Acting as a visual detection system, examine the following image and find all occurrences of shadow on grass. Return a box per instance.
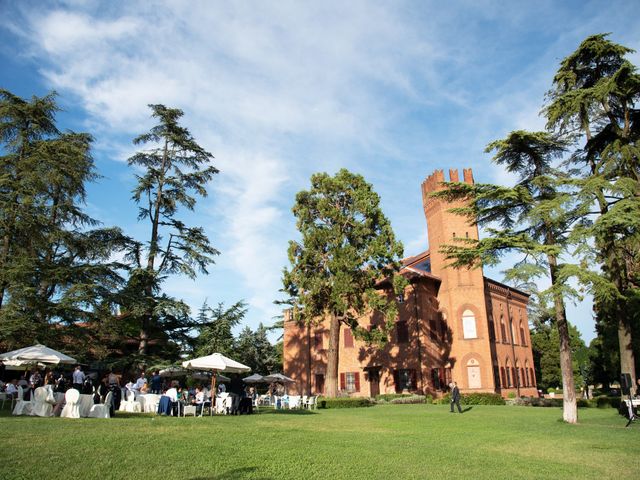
[462,406,473,413]
[256,408,317,415]
[190,466,272,480]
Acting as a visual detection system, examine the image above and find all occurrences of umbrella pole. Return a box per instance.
[211,371,217,411]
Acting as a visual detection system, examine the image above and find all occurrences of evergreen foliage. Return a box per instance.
[544,33,640,385]
[0,90,128,351]
[283,169,405,397]
[124,104,219,360]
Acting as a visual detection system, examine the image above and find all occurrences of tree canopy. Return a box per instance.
[283,169,405,396]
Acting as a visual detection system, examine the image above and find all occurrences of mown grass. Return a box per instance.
[1,404,638,479]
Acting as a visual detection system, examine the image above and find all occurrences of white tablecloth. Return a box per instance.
[138,394,161,413]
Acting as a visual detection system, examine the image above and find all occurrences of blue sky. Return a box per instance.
[1,0,639,344]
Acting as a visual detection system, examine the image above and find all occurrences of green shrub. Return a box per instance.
[389,395,426,405]
[595,395,620,409]
[317,397,375,409]
[462,393,506,405]
[527,397,563,407]
[375,393,411,402]
[507,392,517,399]
[425,394,434,404]
[439,392,505,405]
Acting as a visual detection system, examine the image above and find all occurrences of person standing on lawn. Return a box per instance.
[450,381,462,413]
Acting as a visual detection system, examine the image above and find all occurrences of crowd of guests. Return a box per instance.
[1,366,264,416]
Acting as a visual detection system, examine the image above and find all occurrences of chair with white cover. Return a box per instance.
[88,391,112,418]
[124,390,141,413]
[304,395,318,410]
[215,393,229,415]
[30,387,53,417]
[12,386,32,416]
[60,389,81,419]
[288,395,301,409]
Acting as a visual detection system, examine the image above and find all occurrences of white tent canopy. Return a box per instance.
[264,373,295,383]
[182,353,251,373]
[0,344,76,365]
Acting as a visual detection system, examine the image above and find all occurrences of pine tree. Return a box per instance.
[545,34,640,388]
[0,90,127,351]
[126,104,219,357]
[283,169,405,397]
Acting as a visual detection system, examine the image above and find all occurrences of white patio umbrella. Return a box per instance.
[0,344,76,365]
[242,373,266,384]
[182,353,250,396]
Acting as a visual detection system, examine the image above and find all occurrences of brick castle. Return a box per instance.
[283,168,537,398]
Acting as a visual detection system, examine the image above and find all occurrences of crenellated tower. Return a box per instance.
[421,168,495,392]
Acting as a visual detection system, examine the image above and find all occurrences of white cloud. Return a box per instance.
[3,0,639,341]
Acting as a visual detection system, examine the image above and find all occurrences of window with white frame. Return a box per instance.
[462,309,477,339]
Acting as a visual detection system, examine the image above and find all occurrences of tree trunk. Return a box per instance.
[139,139,169,356]
[325,313,341,397]
[549,253,578,424]
[618,319,636,396]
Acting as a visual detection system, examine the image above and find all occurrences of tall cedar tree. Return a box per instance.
[283,169,405,397]
[0,90,126,351]
[192,301,246,358]
[545,34,640,388]
[432,131,582,423]
[126,105,219,357]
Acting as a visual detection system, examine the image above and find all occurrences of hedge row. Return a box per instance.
[389,395,426,405]
[510,395,621,408]
[439,392,506,405]
[317,397,376,409]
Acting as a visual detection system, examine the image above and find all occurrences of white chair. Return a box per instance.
[88,391,112,418]
[215,393,229,414]
[304,395,318,410]
[288,395,301,409]
[12,386,32,416]
[140,393,161,413]
[61,389,81,419]
[30,387,53,417]
[124,390,141,413]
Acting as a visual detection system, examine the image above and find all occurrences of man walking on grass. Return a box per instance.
[450,381,462,413]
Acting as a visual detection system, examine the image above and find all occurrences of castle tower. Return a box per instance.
[421,169,495,392]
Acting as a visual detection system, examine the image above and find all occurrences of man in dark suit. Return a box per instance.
[450,381,462,413]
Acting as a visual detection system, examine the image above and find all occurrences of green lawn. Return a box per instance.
[1,404,638,479]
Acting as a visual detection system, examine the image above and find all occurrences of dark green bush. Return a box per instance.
[317,397,375,409]
[440,392,505,405]
[596,395,621,409]
[463,393,505,405]
[527,397,563,407]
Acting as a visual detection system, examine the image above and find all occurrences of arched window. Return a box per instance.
[462,310,477,339]
[466,358,481,389]
[500,316,507,343]
[505,359,512,387]
[519,321,527,346]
